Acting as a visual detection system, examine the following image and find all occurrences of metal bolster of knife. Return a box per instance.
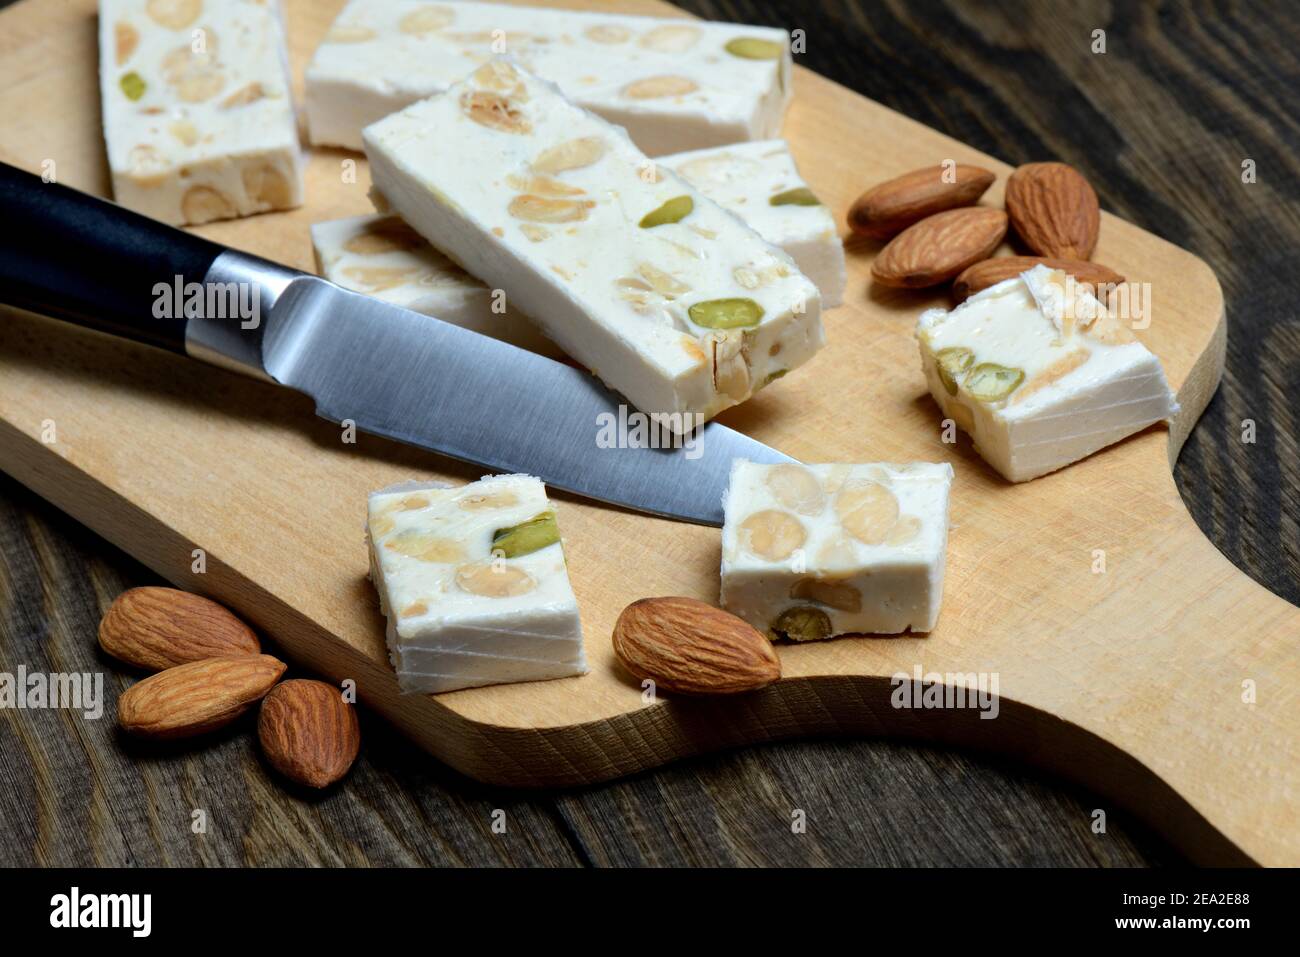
[184,250,302,382]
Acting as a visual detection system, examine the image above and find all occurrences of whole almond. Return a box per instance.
[1005,162,1100,259]
[872,207,1008,288]
[848,164,995,239]
[953,256,1125,302]
[612,597,781,695]
[258,679,361,789]
[99,586,260,672]
[118,654,286,739]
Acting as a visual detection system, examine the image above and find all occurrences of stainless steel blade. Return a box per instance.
[260,276,793,525]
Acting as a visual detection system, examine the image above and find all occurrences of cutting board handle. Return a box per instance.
[0,161,223,352]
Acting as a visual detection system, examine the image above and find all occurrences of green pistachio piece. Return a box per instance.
[639,195,693,228]
[688,297,765,329]
[769,187,821,207]
[491,510,560,559]
[935,346,975,396]
[726,37,785,60]
[120,71,146,101]
[965,362,1025,402]
[770,606,832,642]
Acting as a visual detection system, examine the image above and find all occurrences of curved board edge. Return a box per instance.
[392,674,1258,866]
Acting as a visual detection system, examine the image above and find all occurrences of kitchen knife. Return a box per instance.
[0,162,792,525]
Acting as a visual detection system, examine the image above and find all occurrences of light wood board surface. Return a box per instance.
[0,0,1295,866]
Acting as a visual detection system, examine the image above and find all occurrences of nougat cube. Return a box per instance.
[721,461,954,640]
[917,264,1179,482]
[367,475,586,694]
[99,0,304,225]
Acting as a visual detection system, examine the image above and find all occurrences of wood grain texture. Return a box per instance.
[690,0,1300,611]
[0,0,1294,868]
[0,473,1166,866]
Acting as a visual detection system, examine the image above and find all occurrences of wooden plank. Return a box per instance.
[1,467,1170,865]
[0,0,1295,866]
[0,476,588,866]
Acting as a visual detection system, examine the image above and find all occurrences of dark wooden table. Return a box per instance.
[2,0,1296,867]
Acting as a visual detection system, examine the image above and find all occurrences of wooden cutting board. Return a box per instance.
[1,0,1295,866]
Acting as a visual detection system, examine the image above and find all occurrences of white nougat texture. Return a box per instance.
[305,0,792,155]
[363,61,823,431]
[721,461,954,639]
[367,475,586,694]
[310,215,567,358]
[659,141,845,307]
[98,0,303,225]
[917,265,1179,482]
[311,141,844,348]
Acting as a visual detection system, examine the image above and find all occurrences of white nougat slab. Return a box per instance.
[305,0,792,155]
[363,61,823,431]
[98,0,303,225]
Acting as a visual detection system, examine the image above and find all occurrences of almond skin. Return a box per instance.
[99,586,260,672]
[258,680,361,789]
[872,207,1008,288]
[848,164,995,239]
[118,654,286,739]
[1005,162,1100,259]
[612,597,781,695]
[953,256,1125,302]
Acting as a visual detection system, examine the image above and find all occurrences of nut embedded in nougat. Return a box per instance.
[915,264,1178,482]
[366,475,586,694]
[362,61,823,433]
[99,0,303,225]
[722,461,954,639]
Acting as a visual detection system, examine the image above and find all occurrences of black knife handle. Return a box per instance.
[0,160,226,352]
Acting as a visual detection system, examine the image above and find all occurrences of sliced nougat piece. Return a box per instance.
[917,264,1179,482]
[99,0,304,225]
[363,61,823,433]
[306,0,791,154]
[661,141,845,307]
[721,461,954,639]
[366,475,586,694]
[313,141,841,347]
